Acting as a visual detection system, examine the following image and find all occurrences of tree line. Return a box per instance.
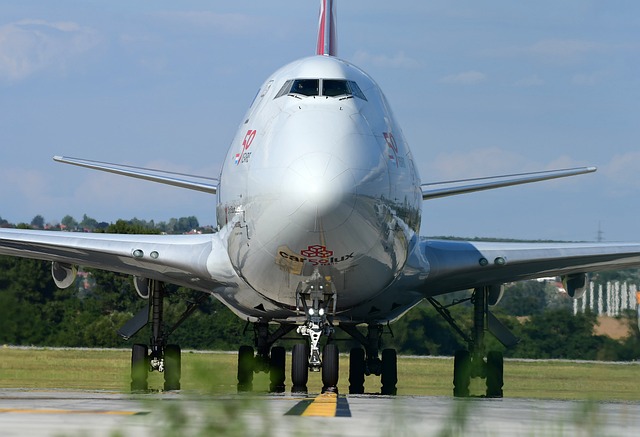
[0,217,638,360]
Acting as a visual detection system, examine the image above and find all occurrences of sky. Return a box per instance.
[1,1,639,241]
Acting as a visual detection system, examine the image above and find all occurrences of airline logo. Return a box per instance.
[277,244,354,267]
[234,129,257,165]
[301,245,333,258]
[384,132,405,168]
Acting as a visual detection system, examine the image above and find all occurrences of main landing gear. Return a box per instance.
[119,279,207,392]
[341,324,398,395]
[428,286,518,398]
[236,322,296,393]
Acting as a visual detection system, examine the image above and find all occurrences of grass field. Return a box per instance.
[1,347,639,401]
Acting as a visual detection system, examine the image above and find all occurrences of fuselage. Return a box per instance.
[216,55,422,320]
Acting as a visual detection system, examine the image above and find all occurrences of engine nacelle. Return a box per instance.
[51,262,77,289]
[487,284,505,306]
[562,273,588,299]
[134,276,150,299]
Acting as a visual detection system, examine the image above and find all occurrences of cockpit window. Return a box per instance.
[291,79,319,96]
[275,78,367,100]
[275,80,294,99]
[347,80,367,101]
[323,79,350,97]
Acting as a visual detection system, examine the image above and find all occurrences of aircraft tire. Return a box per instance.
[131,343,149,392]
[322,343,339,391]
[164,344,181,391]
[269,346,286,393]
[349,347,365,394]
[381,348,397,395]
[237,345,254,392]
[486,350,504,398]
[291,343,309,392]
[453,350,471,397]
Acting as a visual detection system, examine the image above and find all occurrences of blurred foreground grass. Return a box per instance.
[1,347,639,400]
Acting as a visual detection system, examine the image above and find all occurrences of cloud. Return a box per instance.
[439,70,486,85]
[353,50,422,69]
[0,19,100,82]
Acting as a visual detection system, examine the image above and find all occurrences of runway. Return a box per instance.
[1,389,640,436]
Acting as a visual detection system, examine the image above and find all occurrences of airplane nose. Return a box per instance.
[279,152,357,232]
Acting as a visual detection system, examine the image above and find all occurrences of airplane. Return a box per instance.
[2,0,640,397]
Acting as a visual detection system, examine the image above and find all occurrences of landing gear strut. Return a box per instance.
[123,280,208,392]
[290,270,338,393]
[128,280,182,391]
[429,286,515,398]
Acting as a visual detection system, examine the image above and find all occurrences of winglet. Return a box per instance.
[316,0,337,56]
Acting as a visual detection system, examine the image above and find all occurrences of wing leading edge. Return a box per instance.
[417,238,640,295]
[421,167,596,200]
[0,228,235,292]
[53,156,218,195]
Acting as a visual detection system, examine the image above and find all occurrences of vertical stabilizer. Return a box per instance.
[316,0,337,56]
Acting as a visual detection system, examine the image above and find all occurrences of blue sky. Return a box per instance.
[1,1,639,241]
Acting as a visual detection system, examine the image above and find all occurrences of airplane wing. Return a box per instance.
[53,156,218,194]
[420,238,640,294]
[421,167,596,200]
[0,228,235,292]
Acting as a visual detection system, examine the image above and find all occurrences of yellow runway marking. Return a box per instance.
[301,392,337,417]
[0,408,147,416]
[285,392,351,417]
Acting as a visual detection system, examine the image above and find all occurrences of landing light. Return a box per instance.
[309,308,315,316]
[319,308,325,316]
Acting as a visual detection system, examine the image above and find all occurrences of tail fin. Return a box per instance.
[316,0,337,56]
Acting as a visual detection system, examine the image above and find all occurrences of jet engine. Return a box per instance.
[487,284,505,306]
[562,273,588,299]
[134,276,150,299]
[51,262,77,289]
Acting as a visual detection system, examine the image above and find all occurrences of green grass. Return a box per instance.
[1,347,639,401]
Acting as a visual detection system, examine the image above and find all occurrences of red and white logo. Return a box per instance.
[234,129,256,165]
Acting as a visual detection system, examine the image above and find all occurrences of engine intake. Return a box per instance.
[51,262,77,289]
[562,273,588,299]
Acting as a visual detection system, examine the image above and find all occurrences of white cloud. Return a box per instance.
[353,50,421,69]
[0,19,100,82]
[439,70,486,85]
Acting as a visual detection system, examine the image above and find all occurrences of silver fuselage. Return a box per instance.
[216,56,422,321]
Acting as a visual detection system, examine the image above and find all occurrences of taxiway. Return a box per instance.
[1,389,639,436]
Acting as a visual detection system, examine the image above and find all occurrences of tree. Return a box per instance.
[30,215,45,229]
[61,215,78,230]
[80,214,98,231]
